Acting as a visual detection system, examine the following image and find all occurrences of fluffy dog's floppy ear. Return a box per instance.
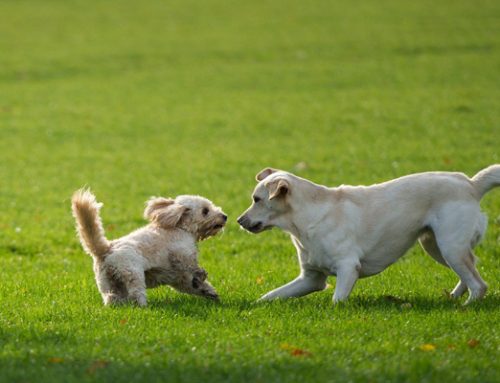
[144,197,188,228]
[267,178,289,200]
[256,167,279,181]
[144,197,175,219]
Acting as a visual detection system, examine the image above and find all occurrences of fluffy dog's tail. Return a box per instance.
[472,164,500,199]
[71,188,111,260]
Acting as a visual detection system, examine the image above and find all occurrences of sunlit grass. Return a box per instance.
[0,0,499,382]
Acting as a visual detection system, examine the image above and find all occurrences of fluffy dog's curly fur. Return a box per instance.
[71,189,227,306]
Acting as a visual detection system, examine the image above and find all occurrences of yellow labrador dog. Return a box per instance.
[237,165,500,305]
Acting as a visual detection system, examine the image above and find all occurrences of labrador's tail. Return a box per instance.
[472,165,500,199]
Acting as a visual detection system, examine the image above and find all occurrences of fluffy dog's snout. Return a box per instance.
[201,211,227,238]
[212,212,227,230]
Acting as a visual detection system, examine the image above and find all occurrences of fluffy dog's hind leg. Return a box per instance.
[122,269,147,307]
[95,268,125,306]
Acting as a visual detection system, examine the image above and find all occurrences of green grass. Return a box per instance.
[0,0,499,381]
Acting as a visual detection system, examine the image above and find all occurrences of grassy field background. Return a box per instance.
[0,0,499,382]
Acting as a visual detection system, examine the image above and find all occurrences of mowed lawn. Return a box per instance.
[0,0,499,382]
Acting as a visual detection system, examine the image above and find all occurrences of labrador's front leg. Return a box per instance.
[258,269,327,301]
[332,262,360,303]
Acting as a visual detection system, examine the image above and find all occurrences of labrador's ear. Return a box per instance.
[256,167,280,182]
[144,197,188,228]
[267,178,290,200]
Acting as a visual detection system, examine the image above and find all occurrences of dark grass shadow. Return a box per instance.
[0,349,496,383]
[394,43,494,56]
[0,53,175,84]
[2,297,498,383]
[0,243,42,257]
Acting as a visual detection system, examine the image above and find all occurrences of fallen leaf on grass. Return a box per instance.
[280,343,312,357]
[467,339,480,348]
[119,318,128,325]
[86,360,110,375]
[48,357,64,363]
[256,276,264,285]
[290,348,312,357]
[419,344,436,352]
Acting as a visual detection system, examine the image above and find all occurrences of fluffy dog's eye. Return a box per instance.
[202,207,209,216]
[253,196,261,203]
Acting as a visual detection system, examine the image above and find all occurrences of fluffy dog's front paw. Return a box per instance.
[198,282,219,301]
[202,290,220,301]
[194,268,208,281]
[129,293,147,307]
[192,268,208,289]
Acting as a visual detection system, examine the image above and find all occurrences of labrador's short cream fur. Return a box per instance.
[238,165,500,304]
[72,189,227,306]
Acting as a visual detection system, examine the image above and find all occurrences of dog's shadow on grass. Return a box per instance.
[342,293,500,313]
[144,292,500,317]
[145,295,257,318]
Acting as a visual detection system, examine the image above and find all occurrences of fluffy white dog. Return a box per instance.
[237,165,500,305]
[72,189,227,306]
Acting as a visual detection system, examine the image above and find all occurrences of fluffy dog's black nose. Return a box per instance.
[222,214,228,222]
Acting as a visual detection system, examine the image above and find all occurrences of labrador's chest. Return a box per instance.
[294,233,352,275]
[302,251,336,274]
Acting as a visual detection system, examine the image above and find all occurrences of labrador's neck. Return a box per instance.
[277,180,337,238]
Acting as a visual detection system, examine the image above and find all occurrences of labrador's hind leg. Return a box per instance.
[431,206,488,304]
[419,230,467,299]
[441,249,487,304]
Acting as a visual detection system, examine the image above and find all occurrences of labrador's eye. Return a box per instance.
[202,207,209,216]
[253,196,261,203]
